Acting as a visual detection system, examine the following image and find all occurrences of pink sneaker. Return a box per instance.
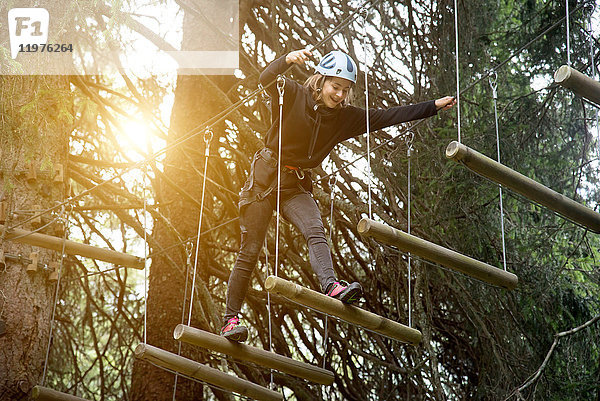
[220,316,248,342]
[326,281,363,304]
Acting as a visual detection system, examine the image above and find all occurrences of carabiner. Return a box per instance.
[204,128,213,157]
[405,131,415,157]
[328,174,337,187]
[489,71,498,100]
[204,128,214,145]
[276,75,285,101]
[185,242,194,266]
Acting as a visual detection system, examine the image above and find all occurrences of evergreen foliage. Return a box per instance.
[1,1,598,400]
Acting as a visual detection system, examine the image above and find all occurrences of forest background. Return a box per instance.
[0,0,599,400]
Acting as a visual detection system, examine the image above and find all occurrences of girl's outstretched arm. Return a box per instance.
[435,96,457,111]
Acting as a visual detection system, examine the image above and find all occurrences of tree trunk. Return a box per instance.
[130,2,238,399]
[0,76,71,400]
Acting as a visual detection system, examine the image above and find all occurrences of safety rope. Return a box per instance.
[143,165,149,344]
[363,9,373,219]
[172,241,193,401]
[489,73,508,272]
[314,2,587,189]
[274,76,285,280]
[406,133,414,328]
[566,0,571,66]
[461,3,585,96]
[589,9,600,162]
[147,217,239,261]
[41,204,70,385]
[264,235,272,372]
[267,74,286,391]
[187,129,213,326]
[7,0,384,234]
[168,129,212,398]
[9,1,582,241]
[453,0,462,143]
[321,174,337,368]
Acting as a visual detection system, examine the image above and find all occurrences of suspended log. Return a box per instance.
[264,276,421,345]
[0,223,145,269]
[554,65,600,105]
[31,386,90,401]
[174,324,334,385]
[134,343,282,401]
[357,218,518,290]
[446,141,600,233]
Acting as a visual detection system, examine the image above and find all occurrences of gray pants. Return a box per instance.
[224,190,337,321]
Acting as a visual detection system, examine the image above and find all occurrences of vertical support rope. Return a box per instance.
[363,9,373,219]
[566,0,571,66]
[489,74,508,272]
[589,10,600,161]
[41,204,70,385]
[264,237,272,367]
[143,165,148,344]
[264,235,275,388]
[453,0,462,143]
[187,129,213,326]
[406,134,413,328]
[274,76,285,279]
[321,174,337,368]
[270,75,285,390]
[173,242,193,401]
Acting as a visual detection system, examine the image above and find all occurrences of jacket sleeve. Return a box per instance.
[259,55,298,101]
[341,100,438,140]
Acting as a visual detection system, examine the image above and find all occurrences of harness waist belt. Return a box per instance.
[260,148,306,179]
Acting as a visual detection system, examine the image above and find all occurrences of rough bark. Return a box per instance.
[0,76,71,400]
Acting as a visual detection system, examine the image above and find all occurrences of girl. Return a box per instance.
[221,49,456,342]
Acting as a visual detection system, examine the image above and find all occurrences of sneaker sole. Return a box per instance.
[222,329,248,343]
[341,286,362,304]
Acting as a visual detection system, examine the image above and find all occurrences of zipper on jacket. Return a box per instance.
[307,105,321,159]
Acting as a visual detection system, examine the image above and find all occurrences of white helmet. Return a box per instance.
[315,50,357,83]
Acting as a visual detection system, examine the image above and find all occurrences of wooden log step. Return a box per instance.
[445,141,600,233]
[264,276,421,346]
[357,217,518,290]
[1,223,145,269]
[554,64,600,105]
[31,386,90,401]
[134,343,282,401]
[173,324,334,385]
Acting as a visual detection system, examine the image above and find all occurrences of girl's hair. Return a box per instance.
[303,73,354,108]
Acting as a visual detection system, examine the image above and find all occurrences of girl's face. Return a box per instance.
[321,77,352,108]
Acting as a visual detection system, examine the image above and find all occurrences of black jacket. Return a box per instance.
[259,55,438,169]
